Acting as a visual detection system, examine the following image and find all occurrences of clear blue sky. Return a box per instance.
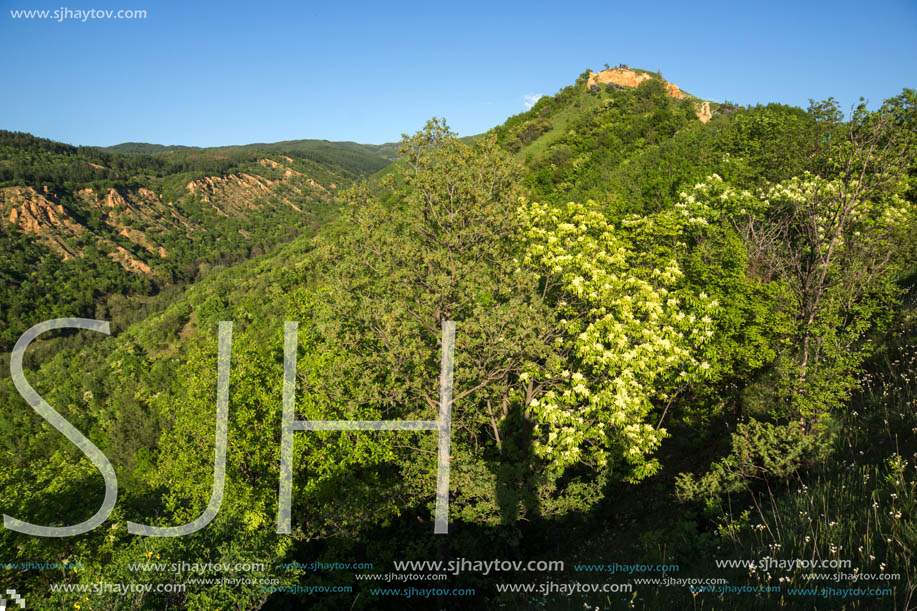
[1,0,915,147]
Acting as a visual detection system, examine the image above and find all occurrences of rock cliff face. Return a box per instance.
[587,68,686,98]
[4,186,86,258]
[585,68,713,122]
[2,155,331,275]
[186,173,275,210]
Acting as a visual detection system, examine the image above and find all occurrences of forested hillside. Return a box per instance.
[1,71,916,610]
[0,131,392,349]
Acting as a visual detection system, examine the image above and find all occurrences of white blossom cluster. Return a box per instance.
[518,200,715,478]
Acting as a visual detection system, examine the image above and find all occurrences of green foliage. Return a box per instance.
[0,222,154,347]
[673,101,916,495]
[518,199,714,479]
[309,119,581,525]
[517,81,699,206]
[675,418,834,501]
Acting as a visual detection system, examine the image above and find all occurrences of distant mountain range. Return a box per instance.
[101,138,401,161]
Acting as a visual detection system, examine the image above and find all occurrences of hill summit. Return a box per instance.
[586,67,684,97]
[585,67,712,122]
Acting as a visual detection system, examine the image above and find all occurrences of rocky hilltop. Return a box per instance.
[585,67,713,122]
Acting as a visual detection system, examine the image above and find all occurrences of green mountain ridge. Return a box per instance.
[102,138,402,162]
[101,142,198,154]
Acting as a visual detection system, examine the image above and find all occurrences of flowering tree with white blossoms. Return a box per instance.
[746,141,916,424]
[676,98,917,501]
[671,163,915,425]
[518,200,715,482]
[675,167,917,501]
